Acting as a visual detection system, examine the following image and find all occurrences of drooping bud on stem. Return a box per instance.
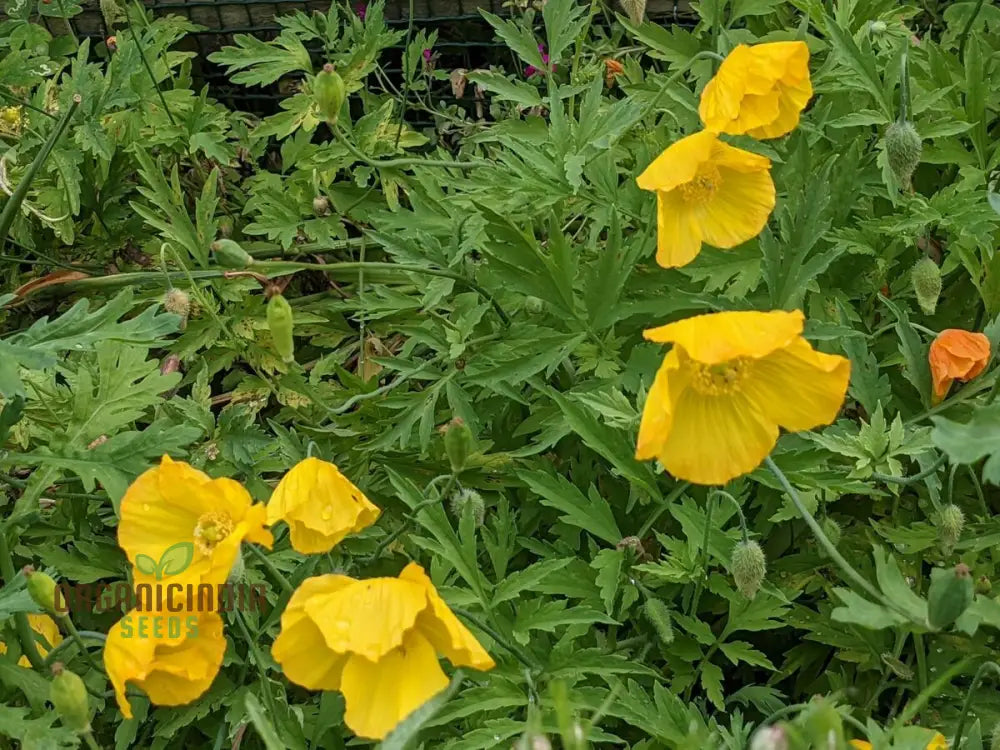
[911,256,942,315]
[731,540,766,599]
[50,663,91,733]
[24,566,58,615]
[937,504,965,552]
[443,418,473,473]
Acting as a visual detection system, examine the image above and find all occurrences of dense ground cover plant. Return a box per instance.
[2,0,1000,747]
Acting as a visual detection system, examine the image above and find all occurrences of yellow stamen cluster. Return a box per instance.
[193,512,235,556]
[679,164,722,205]
[690,358,753,395]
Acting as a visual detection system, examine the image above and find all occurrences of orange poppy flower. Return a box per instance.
[929,329,990,400]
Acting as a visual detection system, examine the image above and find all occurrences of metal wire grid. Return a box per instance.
[27,0,697,122]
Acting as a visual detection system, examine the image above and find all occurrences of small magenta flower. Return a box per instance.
[354,2,367,20]
[422,48,432,62]
[525,44,552,78]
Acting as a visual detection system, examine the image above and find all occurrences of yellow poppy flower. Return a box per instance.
[266,457,380,554]
[0,614,63,667]
[635,309,850,485]
[104,607,226,719]
[850,733,947,750]
[636,130,775,268]
[699,41,812,139]
[118,456,273,587]
[272,562,495,740]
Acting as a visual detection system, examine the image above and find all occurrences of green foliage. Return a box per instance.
[0,0,999,748]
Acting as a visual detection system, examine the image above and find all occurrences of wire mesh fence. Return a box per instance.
[25,0,697,122]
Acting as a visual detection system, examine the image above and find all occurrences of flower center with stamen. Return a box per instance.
[679,164,722,205]
[690,358,753,395]
[193,511,235,556]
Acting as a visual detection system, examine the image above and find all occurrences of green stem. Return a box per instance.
[958,0,988,60]
[953,661,1000,750]
[0,530,44,669]
[58,614,103,672]
[710,489,750,543]
[0,95,79,252]
[245,545,294,596]
[871,454,947,485]
[362,480,454,565]
[637,482,690,537]
[688,494,714,616]
[765,457,916,622]
[333,124,490,170]
[393,0,416,150]
[42,629,106,668]
[231,610,279,720]
[640,50,725,120]
[451,607,538,672]
[896,657,973,727]
[126,14,176,127]
[81,731,102,750]
[898,50,911,122]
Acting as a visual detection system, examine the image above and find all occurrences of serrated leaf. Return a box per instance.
[519,470,621,545]
[831,588,907,630]
[492,558,572,605]
[591,548,623,615]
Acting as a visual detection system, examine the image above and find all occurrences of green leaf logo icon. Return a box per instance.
[135,554,158,577]
[153,542,194,580]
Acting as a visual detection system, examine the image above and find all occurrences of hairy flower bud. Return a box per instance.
[750,726,788,750]
[885,120,922,188]
[618,0,646,25]
[976,575,992,596]
[163,288,191,320]
[643,597,674,644]
[24,567,58,615]
[50,663,90,733]
[820,517,841,548]
[731,540,766,599]
[911,256,942,315]
[938,504,965,552]
[869,20,888,35]
[449,488,485,527]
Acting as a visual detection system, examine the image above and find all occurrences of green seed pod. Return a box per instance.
[449,488,485,527]
[937,504,965,552]
[312,195,331,217]
[211,239,253,269]
[926,563,974,630]
[911,256,942,315]
[885,120,922,188]
[731,540,766,599]
[163,288,191,320]
[314,63,346,124]
[25,567,58,615]
[266,294,295,364]
[643,597,674,644]
[443,417,473,473]
[50,663,90,733]
[976,575,992,596]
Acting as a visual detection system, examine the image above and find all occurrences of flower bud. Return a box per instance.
[927,562,974,630]
[449,488,485,527]
[443,418,473,473]
[643,597,674,644]
[731,540,766,599]
[937,504,965,552]
[911,256,942,315]
[312,195,331,217]
[976,575,992,596]
[750,726,788,750]
[24,567,58,615]
[885,120,922,188]
[524,296,544,315]
[50,663,90,733]
[211,239,253,269]
[163,288,191,320]
[266,294,295,364]
[869,20,888,35]
[820,517,841,548]
[314,63,347,124]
